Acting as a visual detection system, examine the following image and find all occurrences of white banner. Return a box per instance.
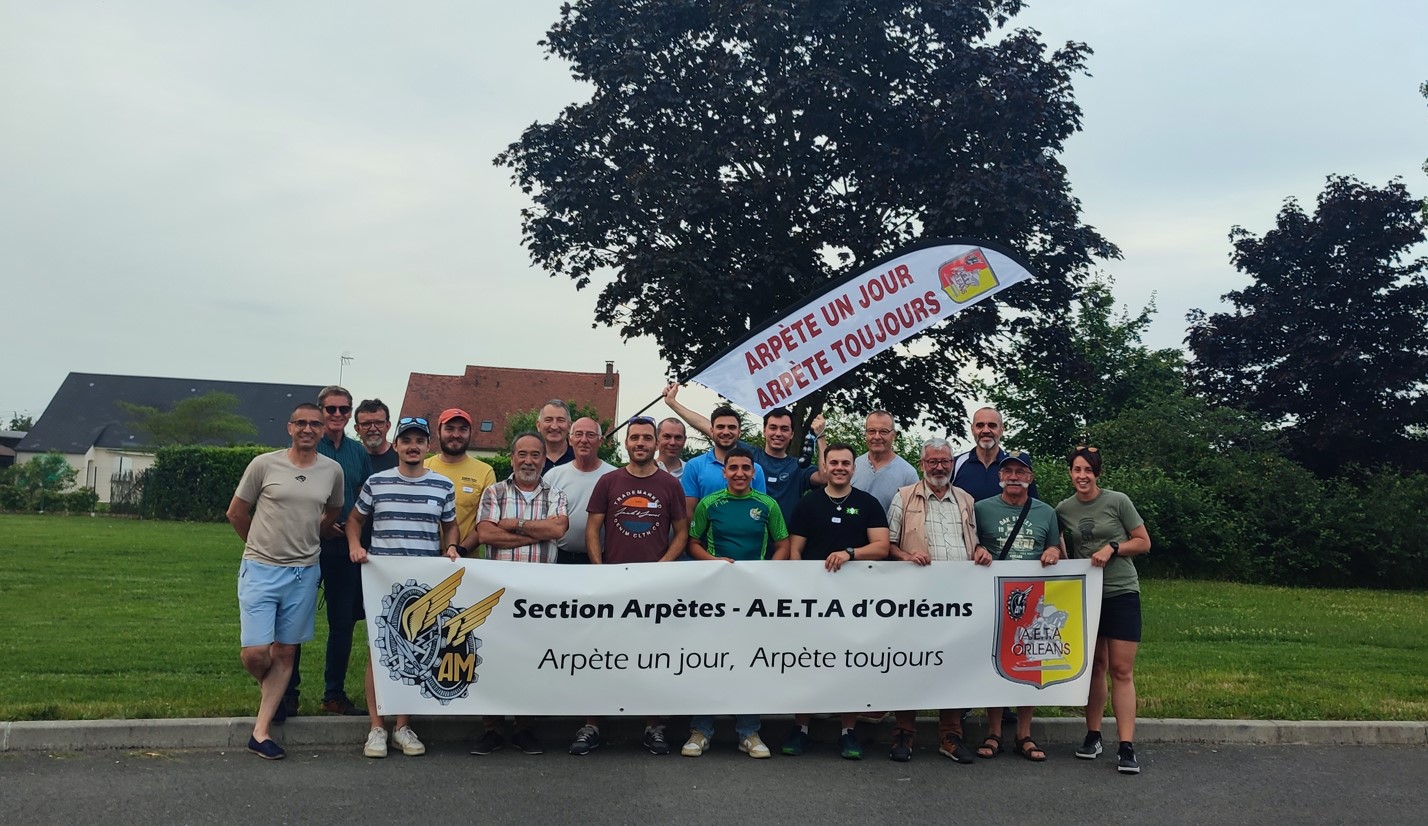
[688,240,1036,414]
[360,557,1101,716]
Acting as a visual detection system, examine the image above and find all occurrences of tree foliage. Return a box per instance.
[8,414,34,431]
[497,0,1115,436]
[1186,176,1428,476]
[979,277,1183,464]
[117,392,258,447]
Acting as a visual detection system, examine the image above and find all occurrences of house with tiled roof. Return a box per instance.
[399,363,620,454]
[16,372,322,502]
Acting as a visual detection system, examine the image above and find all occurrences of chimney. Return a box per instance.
[604,361,615,389]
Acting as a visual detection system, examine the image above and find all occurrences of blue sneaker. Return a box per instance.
[781,726,810,756]
[248,736,285,760]
[838,731,863,760]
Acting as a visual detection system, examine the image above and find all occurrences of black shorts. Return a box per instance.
[1098,592,1142,643]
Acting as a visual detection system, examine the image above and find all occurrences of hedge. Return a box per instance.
[144,445,273,521]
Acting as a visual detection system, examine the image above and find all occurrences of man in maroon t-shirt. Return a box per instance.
[566,416,689,756]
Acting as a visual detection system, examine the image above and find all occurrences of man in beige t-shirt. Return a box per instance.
[226,402,342,760]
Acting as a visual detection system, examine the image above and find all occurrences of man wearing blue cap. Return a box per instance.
[345,415,459,759]
[972,450,1063,762]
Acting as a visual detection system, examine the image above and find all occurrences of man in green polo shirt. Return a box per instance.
[683,446,788,759]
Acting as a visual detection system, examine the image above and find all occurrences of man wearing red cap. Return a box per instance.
[424,408,497,557]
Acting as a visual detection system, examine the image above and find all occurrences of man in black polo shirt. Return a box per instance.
[781,442,889,761]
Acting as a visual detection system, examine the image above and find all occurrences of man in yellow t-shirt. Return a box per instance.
[423,407,497,557]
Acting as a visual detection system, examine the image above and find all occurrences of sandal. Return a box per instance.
[1015,736,1047,762]
[976,733,1002,759]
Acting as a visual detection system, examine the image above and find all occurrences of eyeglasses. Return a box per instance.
[398,416,428,427]
[289,419,323,429]
[864,428,893,436]
[356,420,388,430]
[323,404,352,415]
[922,458,952,467]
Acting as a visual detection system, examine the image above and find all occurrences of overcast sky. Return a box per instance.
[2,1,1424,442]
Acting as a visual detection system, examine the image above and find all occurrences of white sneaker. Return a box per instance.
[681,731,709,757]
[364,726,388,758]
[392,725,426,756]
[739,733,771,758]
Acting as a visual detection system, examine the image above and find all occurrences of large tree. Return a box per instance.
[497,0,1115,434]
[1187,176,1428,476]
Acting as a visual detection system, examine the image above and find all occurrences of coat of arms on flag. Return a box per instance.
[993,575,1088,688]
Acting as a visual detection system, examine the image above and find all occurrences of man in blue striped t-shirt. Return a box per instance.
[345,415,458,760]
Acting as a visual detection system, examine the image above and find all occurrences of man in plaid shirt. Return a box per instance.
[477,432,570,563]
[469,431,569,754]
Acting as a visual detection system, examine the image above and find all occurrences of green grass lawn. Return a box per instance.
[1,514,1424,721]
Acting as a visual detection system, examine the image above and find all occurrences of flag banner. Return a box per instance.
[687,239,1036,414]
[360,556,1101,716]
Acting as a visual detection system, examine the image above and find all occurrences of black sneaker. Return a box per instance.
[569,725,601,755]
[512,728,545,755]
[247,735,285,760]
[1075,731,1103,760]
[1117,741,1140,774]
[469,729,504,755]
[643,726,670,755]
[889,729,914,762]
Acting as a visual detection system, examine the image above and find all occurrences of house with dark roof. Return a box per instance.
[0,430,24,470]
[400,363,620,454]
[16,372,323,502]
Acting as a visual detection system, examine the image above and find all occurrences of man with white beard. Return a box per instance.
[470,432,570,757]
[883,437,982,764]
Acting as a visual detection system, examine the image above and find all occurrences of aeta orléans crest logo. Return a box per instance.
[993,575,1087,689]
[377,568,504,704]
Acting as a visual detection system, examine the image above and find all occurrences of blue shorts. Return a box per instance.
[238,559,320,647]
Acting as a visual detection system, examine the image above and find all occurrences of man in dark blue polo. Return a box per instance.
[952,407,1039,502]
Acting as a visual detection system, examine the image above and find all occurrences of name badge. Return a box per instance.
[831,516,842,524]
[462,486,474,493]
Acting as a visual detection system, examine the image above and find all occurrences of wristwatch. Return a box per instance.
[845,548,856,561]
[516,518,527,534]
[1109,541,1120,558]
[447,543,461,554]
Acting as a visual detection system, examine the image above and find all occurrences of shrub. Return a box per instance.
[144,445,272,521]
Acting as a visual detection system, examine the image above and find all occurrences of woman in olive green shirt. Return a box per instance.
[1056,446,1152,774]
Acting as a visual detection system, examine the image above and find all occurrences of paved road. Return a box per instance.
[3,739,1424,824]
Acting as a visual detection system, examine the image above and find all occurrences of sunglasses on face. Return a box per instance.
[324,405,352,415]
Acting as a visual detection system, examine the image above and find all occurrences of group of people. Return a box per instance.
[227,387,1150,774]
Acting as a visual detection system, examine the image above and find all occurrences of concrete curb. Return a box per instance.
[4,715,1424,753]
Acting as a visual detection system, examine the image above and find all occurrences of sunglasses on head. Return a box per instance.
[628,415,655,425]
[324,404,352,415]
[1073,444,1099,453]
[398,416,428,427]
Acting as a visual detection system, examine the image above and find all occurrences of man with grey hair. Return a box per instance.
[472,431,570,756]
[538,399,575,474]
[544,417,615,566]
[884,436,982,764]
[850,410,919,514]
